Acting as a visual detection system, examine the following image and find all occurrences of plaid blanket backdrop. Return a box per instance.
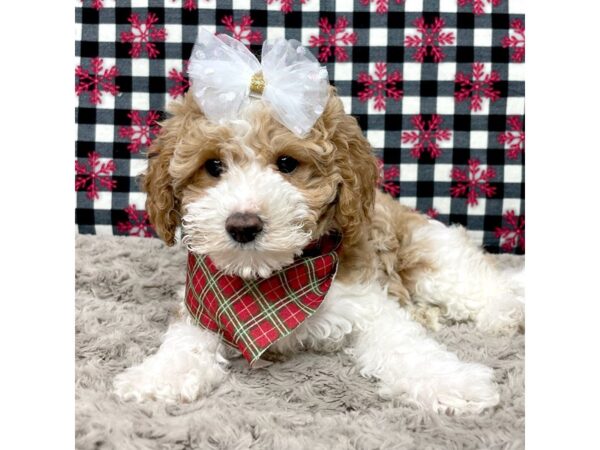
[75,0,525,254]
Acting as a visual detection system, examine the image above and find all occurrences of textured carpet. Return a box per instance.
[75,234,525,450]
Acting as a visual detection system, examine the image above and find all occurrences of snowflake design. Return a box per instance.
[426,208,439,219]
[376,159,400,197]
[450,159,496,206]
[117,205,155,238]
[171,0,199,10]
[221,15,263,46]
[457,0,501,15]
[266,0,308,14]
[308,17,358,62]
[502,19,525,63]
[80,0,105,9]
[119,110,161,154]
[168,61,191,98]
[360,0,404,14]
[75,57,119,105]
[75,152,117,200]
[174,0,213,10]
[498,116,525,160]
[357,63,403,111]
[495,210,525,252]
[405,17,455,63]
[455,63,501,112]
[401,115,451,159]
[120,13,167,58]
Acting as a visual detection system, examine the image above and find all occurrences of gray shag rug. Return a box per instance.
[75,234,524,450]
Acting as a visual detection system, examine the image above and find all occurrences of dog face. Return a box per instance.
[143,88,378,278]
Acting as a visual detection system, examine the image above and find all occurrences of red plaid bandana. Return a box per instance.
[185,232,342,365]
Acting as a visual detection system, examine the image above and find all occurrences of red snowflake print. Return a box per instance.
[308,17,358,62]
[357,63,403,111]
[266,0,308,14]
[168,61,191,99]
[495,210,525,252]
[402,115,451,159]
[220,16,263,46]
[175,0,212,10]
[120,13,167,58]
[75,152,117,200]
[75,57,119,105]
[457,0,501,15]
[498,116,525,160]
[119,110,161,154]
[455,63,501,112]
[360,0,404,14]
[177,0,196,10]
[117,205,155,238]
[502,19,525,63]
[405,17,455,63]
[450,159,496,206]
[426,208,439,219]
[80,0,106,10]
[376,159,400,197]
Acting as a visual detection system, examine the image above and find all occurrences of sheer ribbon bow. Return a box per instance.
[188,28,330,137]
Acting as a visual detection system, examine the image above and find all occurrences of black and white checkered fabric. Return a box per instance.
[76,0,525,253]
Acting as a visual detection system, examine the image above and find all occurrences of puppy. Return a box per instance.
[114,34,524,415]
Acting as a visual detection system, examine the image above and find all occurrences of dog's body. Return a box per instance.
[114,89,524,415]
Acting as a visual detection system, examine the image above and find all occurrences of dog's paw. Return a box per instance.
[475,293,524,335]
[429,363,500,415]
[380,362,500,415]
[113,349,228,403]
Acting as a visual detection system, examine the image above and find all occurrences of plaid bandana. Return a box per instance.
[185,232,342,365]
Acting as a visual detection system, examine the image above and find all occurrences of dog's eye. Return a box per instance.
[205,159,224,177]
[276,156,299,174]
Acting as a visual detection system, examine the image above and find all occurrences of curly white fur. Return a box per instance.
[410,219,524,334]
[272,281,499,414]
[113,319,229,403]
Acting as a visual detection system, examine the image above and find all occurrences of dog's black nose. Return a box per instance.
[225,212,264,243]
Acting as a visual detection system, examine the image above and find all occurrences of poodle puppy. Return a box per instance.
[114,33,524,415]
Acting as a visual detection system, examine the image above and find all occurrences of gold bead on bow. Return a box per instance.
[249,71,265,96]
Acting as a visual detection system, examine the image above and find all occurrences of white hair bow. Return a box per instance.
[187,28,330,137]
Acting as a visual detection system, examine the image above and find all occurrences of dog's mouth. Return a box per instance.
[183,219,312,280]
[196,245,307,280]
[189,229,341,282]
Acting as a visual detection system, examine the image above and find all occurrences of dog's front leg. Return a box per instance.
[340,282,500,415]
[113,317,229,403]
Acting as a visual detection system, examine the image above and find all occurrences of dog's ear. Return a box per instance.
[142,94,202,246]
[321,91,379,247]
[143,120,180,246]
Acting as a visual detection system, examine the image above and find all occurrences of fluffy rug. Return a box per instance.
[75,234,524,450]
